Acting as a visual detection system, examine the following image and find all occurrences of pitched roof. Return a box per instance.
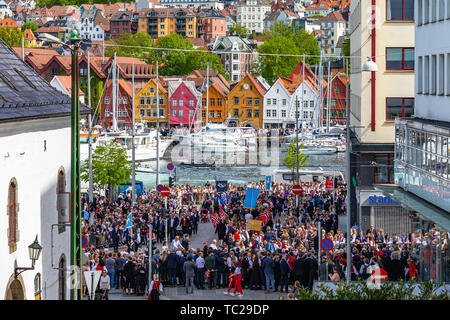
[321,10,347,22]
[0,18,19,28]
[247,74,267,96]
[22,29,35,40]
[306,0,339,10]
[0,39,88,122]
[53,75,84,96]
[35,26,65,33]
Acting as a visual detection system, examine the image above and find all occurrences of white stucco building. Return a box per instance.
[263,78,292,128]
[290,79,320,128]
[0,39,88,300]
[236,0,271,34]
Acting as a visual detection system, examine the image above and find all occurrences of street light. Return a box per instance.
[362,57,378,72]
[41,29,83,299]
[345,56,378,284]
[14,235,43,279]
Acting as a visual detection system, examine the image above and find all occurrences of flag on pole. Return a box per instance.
[211,215,221,228]
[244,187,259,208]
[218,207,225,218]
[125,213,133,229]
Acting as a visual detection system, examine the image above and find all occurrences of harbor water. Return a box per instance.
[136,150,346,189]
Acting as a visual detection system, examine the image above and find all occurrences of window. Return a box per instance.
[439,0,445,20]
[272,98,277,105]
[189,110,194,117]
[172,100,177,107]
[140,97,145,105]
[8,178,19,252]
[105,109,110,117]
[189,100,194,107]
[202,110,206,118]
[424,0,430,23]
[303,111,308,118]
[254,98,260,106]
[160,97,164,105]
[309,111,313,118]
[234,97,239,105]
[140,109,145,117]
[247,109,252,117]
[267,98,271,105]
[34,273,42,298]
[282,110,286,118]
[179,109,183,117]
[387,0,414,20]
[160,109,164,117]
[386,98,414,120]
[386,48,414,70]
[105,97,110,104]
[172,109,177,117]
[282,99,286,106]
[272,110,276,117]
[153,97,157,105]
[431,55,437,95]
[147,97,151,105]
[247,97,252,105]
[150,87,155,94]
[122,97,127,104]
[179,100,184,107]
[202,98,206,106]
[234,109,239,117]
[266,109,271,117]
[431,0,436,22]
[448,54,450,95]
[425,55,430,93]
[217,98,222,106]
[374,154,394,184]
[153,109,157,117]
[418,56,423,93]
[210,98,215,106]
[147,109,152,117]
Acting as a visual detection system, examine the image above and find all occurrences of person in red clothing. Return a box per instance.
[407,259,418,280]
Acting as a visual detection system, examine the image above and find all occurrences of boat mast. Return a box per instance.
[112,52,118,132]
[87,51,93,205]
[206,63,209,126]
[131,62,136,205]
[156,61,160,186]
[326,60,331,132]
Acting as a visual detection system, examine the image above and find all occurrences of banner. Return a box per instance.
[244,187,259,208]
[247,219,263,232]
[265,176,272,191]
[216,180,228,192]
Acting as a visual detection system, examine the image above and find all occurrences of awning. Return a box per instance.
[374,185,450,232]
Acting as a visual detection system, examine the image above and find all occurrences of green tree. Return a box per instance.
[283,138,309,181]
[105,32,153,59]
[229,23,249,38]
[81,139,131,199]
[22,21,38,32]
[341,38,350,74]
[256,26,320,84]
[150,34,227,78]
[0,28,23,47]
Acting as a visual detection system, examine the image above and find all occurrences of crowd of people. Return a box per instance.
[80,179,449,299]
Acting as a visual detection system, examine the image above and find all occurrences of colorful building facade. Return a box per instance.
[135,77,168,126]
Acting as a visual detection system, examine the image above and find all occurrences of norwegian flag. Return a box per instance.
[258,208,272,224]
[211,215,221,228]
[218,208,226,218]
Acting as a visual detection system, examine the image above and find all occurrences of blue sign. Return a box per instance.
[244,187,259,208]
[265,176,272,191]
[157,184,163,192]
[216,180,228,192]
[321,238,333,251]
[167,163,174,171]
[369,195,398,205]
[82,235,88,248]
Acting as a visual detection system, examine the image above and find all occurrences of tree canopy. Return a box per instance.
[0,28,24,47]
[105,32,153,59]
[81,139,131,195]
[36,0,134,7]
[229,23,249,38]
[283,138,309,177]
[22,21,38,32]
[255,23,320,84]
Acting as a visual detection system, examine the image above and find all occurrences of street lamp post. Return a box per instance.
[14,235,43,279]
[345,57,378,283]
[69,29,82,300]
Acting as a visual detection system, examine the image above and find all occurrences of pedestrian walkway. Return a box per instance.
[160,287,285,300]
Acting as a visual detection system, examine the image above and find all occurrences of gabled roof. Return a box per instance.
[247,74,267,96]
[321,10,347,22]
[22,29,35,40]
[52,75,84,96]
[0,39,88,122]
[35,25,65,33]
[42,55,72,74]
[0,18,19,28]
[306,0,339,10]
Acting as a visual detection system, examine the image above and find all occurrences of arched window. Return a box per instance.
[34,273,42,300]
[7,178,19,253]
[58,255,66,300]
[57,168,67,233]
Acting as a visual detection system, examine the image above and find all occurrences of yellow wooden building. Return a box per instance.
[226,74,267,128]
[135,77,168,126]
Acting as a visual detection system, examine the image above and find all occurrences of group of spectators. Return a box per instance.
[80,179,449,299]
